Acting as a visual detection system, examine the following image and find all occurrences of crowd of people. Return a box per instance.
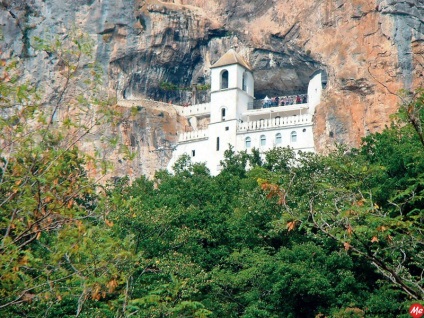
[262,94,307,108]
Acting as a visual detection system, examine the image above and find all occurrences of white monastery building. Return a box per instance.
[168,49,324,175]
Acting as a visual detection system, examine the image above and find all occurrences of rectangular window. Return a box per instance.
[225,126,229,131]
[275,133,282,144]
[245,137,251,148]
[260,135,266,146]
[192,150,195,157]
[216,137,220,151]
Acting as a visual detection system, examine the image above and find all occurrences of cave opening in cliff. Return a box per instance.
[247,50,325,101]
[115,46,326,106]
[253,68,326,101]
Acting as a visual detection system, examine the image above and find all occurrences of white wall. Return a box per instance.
[235,124,315,154]
[210,89,239,123]
[210,64,239,92]
[307,71,323,115]
[167,138,211,172]
[243,71,254,96]
[168,122,315,176]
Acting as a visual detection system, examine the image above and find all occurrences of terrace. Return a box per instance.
[237,113,312,133]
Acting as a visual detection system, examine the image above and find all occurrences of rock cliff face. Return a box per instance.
[80,100,186,180]
[1,0,423,177]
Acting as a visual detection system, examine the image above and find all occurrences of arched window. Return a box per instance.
[221,70,229,89]
[275,133,282,144]
[245,137,251,148]
[221,108,226,121]
[275,116,281,125]
[260,135,266,146]
[291,131,297,143]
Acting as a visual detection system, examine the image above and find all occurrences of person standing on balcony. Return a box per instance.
[296,95,301,104]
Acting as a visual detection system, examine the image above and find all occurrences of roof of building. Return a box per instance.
[211,49,252,71]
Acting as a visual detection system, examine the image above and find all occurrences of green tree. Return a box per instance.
[262,92,424,305]
[0,28,130,316]
[103,149,399,317]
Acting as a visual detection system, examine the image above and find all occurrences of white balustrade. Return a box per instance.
[237,114,312,132]
[178,129,209,142]
[176,103,211,117]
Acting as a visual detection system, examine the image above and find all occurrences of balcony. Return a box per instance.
[237,114,312,133]
[247,94,308,110]
[243,103,309,118]
[175,103,210,117]
[178,129,209,142]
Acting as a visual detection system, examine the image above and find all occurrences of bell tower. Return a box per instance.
[209,49,254,123]
[207,49,254,172]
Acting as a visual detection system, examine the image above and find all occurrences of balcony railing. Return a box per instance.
[176,103,211,117]
[237,114,312,132]
[248,95,308,110]
[178,129,209,142]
